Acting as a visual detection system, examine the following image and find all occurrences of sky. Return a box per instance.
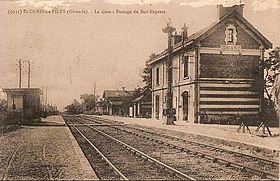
[0,0,279,110]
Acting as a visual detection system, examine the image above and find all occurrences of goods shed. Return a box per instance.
[3,88,43,120]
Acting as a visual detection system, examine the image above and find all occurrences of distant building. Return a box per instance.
[149,4,272,123]
[95,99,106,115]
[102,88,133,115]
[131,88,152,118]
[3,88,43,119]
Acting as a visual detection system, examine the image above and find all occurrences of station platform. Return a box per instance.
[0,115,97,180]
[98,115,280,152]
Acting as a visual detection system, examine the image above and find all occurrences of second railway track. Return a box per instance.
[64,115,279,180]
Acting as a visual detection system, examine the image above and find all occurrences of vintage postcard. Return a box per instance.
[0,0,279,180]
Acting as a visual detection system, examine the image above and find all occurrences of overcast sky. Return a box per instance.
[0,0,279,110]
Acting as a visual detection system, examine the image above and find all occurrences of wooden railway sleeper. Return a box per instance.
[225,162,231,167]
[67,121,128,180]
[83,124,196,180]
[77,116,279,180]
[212,158,218,163]
[259,172,267,179]
[136,130,278,177]
[75,116,278,180]
[199,154,205,158]
[120,124,278,167]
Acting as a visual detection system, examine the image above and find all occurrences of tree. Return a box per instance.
[65,99,83,114]
[0,99,7,113]
[80,93,99,112]
[263,47,279,125]
[264,48,279,99]
[271,76,280,119]
[142,53,157,89]
[0,99,7,125]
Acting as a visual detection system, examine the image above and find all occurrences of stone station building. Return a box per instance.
[149,4,272,123]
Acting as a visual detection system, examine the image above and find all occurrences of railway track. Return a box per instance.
[77,115,279,180]
[64,115,195,180]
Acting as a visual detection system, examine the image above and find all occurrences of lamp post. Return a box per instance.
[162,20,176,125]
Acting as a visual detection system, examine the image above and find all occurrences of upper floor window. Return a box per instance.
[183,56,188,78]
[225,25,237,45]
[165,67,168,84]
[156,67,160,86]
[227,29,234,42]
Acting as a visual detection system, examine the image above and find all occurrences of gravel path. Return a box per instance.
[0,115,97,180]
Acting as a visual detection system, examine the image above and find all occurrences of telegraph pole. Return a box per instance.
[69,64,73,83]
[93,81,96,112]
[42,86,44,111]
[45,86,48,108]
[28,60,31,88]
[162,20,176,125]
[17,59,22,88]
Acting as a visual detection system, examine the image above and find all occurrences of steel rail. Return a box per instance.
[114,126,279,180]
[72,117,196,180]
[82,116,279,180]
[66,119,128,180]
[126,125,279,165]
[87,116,278,166]
[117,127,279,180]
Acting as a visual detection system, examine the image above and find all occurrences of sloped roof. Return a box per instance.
[185,22,217,44]
[72,99,81,106]
[132,88,152,103]
[108,100,123,106]
[2,88,43,95]
[103,90,133,99]
[149,10,272,65]
[132,95,144,102]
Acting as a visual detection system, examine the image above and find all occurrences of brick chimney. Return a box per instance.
[181,23,188,40]
[173,31,182,45]
[122,87,125,91]
[217,4,244,21]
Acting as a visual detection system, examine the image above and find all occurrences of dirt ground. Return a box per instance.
[0,115,97,180]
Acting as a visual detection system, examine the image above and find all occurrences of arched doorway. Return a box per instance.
[182,91,189,121]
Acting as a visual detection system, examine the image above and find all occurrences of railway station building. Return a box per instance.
[102,88,134,116]
[130,88,152,118]
[149,4,272,124]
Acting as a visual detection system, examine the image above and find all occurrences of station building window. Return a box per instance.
[182,91,189,121]
[155,95,160,119]
[225,24,237,45]
[183,56,189,78]
[227,29,234,42]
[156,67,160,86]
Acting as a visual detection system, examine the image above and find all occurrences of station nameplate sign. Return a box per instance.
[220,45,241,51]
